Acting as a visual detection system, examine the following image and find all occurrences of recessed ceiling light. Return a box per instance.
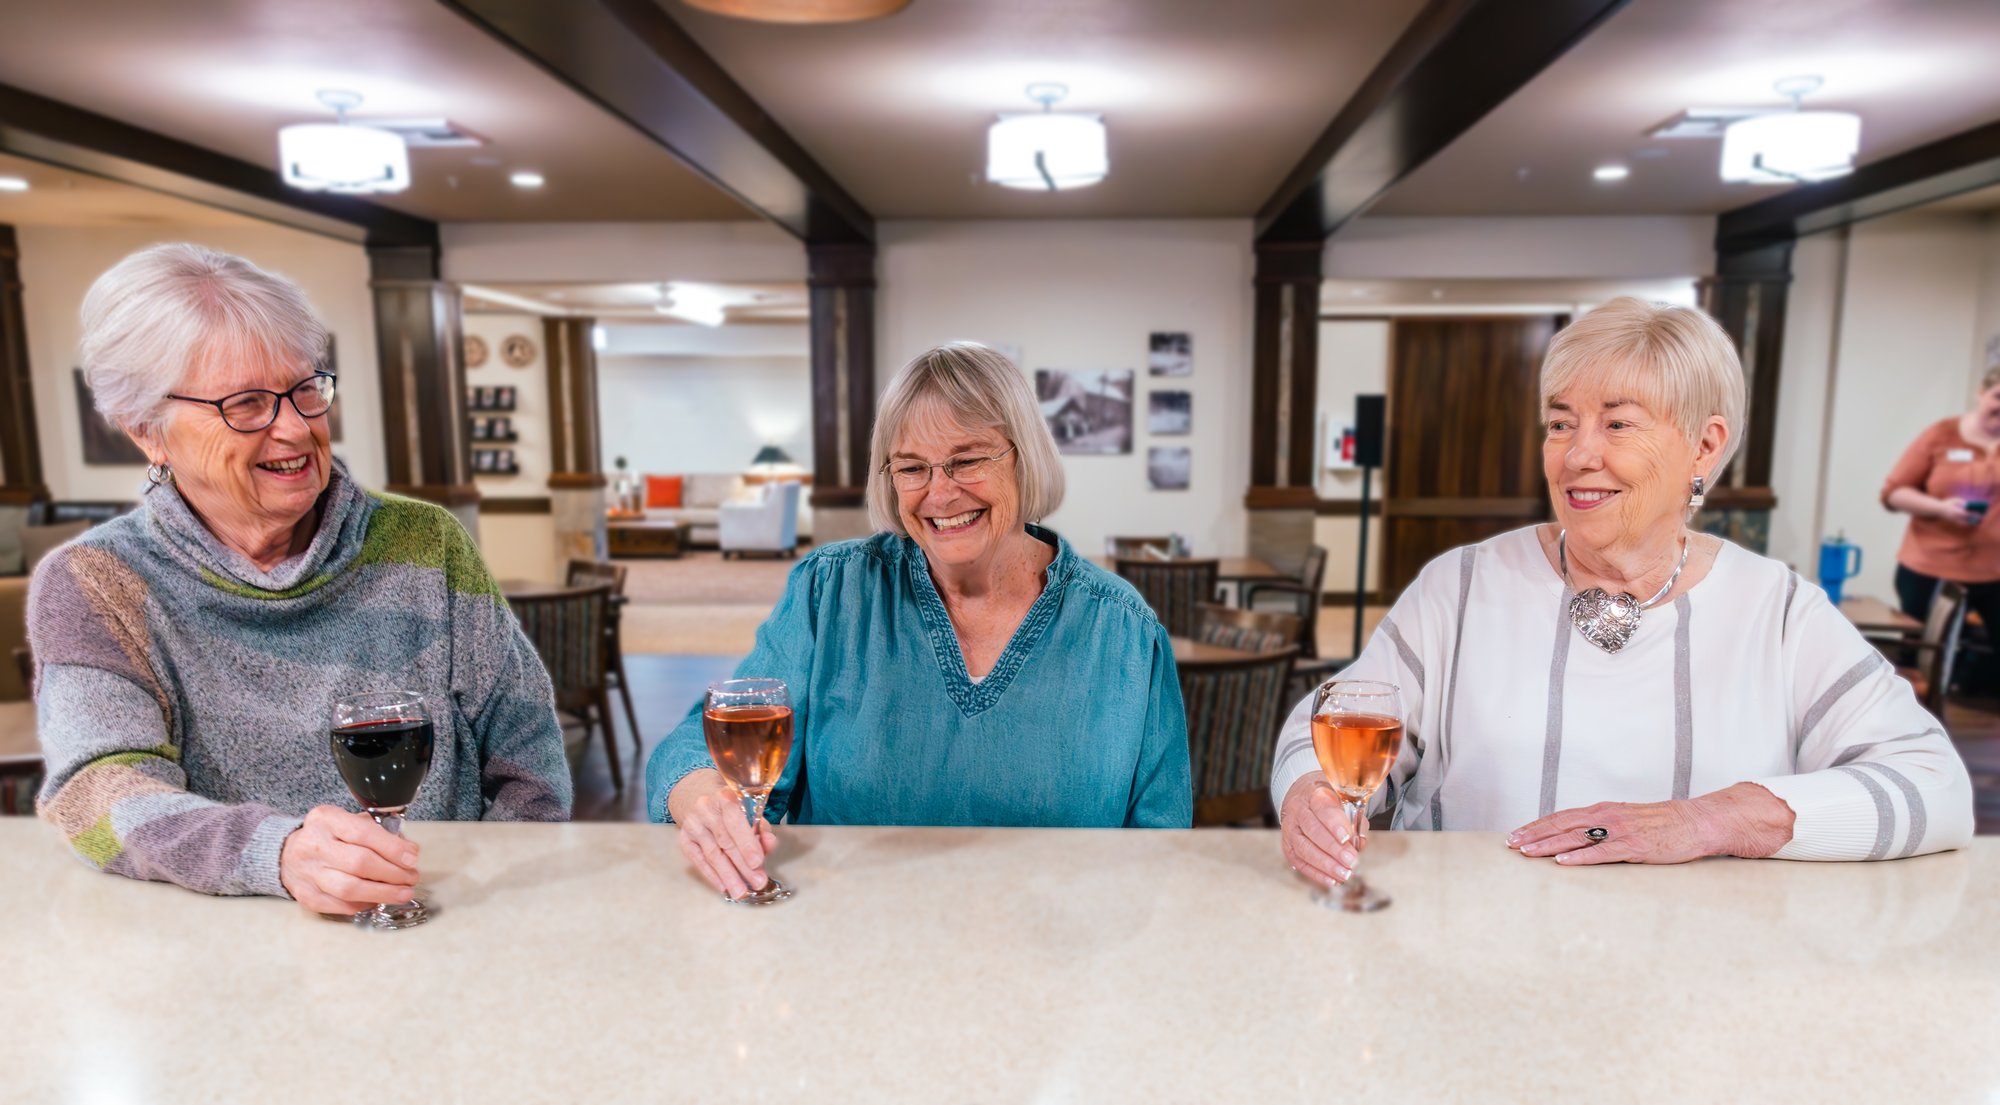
[510,171,545,189]
[0,177,28,192]
[1593,164,1630,182]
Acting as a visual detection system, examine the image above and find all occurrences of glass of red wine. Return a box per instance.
[330,690,435,930]
[701,678,795,905]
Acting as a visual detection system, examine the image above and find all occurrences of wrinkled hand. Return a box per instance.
[1279,773,1368,887]
[668,769,778,900]
[1508,782,1795,866]
[280,805,421,914]
[1934,498,1980,527]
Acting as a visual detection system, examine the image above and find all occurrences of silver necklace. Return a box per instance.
[1558,530,1688,653]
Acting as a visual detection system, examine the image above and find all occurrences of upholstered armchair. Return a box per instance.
[719,481,802,558]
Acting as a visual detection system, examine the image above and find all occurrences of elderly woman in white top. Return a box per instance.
[1274,297,1974,886]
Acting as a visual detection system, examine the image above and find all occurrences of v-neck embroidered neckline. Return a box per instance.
[905,525,1068,717]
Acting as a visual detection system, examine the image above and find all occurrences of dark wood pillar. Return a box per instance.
[369,244,478,532]
[1696,241,1787,534]
[1246,240,1323,575]
[543,315,606,560]
[808,242,876,543]
[0,225,47,509]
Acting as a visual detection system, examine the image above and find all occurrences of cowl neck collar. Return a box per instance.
[142,456,372,596]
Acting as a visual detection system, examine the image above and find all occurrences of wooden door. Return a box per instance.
[1381,316,1561,597]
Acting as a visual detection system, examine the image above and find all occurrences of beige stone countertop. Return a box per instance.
[2,820,1995,1104]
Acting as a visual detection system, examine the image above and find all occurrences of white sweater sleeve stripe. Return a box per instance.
[1854,761,1928,857]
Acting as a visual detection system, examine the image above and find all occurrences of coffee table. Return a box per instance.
[607,519,692,559]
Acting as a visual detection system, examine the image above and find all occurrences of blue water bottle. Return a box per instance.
[1817,534,1863,605]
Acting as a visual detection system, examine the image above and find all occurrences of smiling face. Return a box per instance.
[1974,384,2000,438]
[891,398,1020,572]
[1543,372,1725,557]
[139,346,334,545]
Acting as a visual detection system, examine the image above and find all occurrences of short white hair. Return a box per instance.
[79,243,328,434]
[1541,297,1746,480]
[866,343,1065,536]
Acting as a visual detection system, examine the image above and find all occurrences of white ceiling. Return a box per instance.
[0,0,755,222]
[463,281,808,324]
[666,0,1426,219]
[1371,0,2000,217]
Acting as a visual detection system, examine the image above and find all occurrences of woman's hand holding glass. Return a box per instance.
[668,771,779,900]
[278,805,421,915]
[1279,774,1368,888]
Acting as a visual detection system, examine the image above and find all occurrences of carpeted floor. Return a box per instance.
[620,550,797,605]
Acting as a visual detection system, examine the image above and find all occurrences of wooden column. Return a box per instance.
[0,225,47,512]
[544,315,606,561]
[1696,241,1787,532]
[808,242,877,543]
[1245,240,1323,576]
[369,244,479,534]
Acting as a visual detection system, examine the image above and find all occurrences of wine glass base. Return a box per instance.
[355,898,430,930]
[1314,884,1391,913]
[724,876,793,906]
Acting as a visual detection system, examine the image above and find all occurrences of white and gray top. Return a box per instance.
[1270,526,1975,861]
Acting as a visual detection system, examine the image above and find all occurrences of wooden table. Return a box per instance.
[1,820,1991,1104]
[497,579,601,601]
[607,519,691,559]
[1839,594,1922,635]
[1169,634,1261,667]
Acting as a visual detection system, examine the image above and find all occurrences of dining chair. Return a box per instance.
[1864,581,1966,718]
[1241,544,1328,657]
[1177,644,1300,826]
[1,646,41,816]
[1192,602,1303,655]
[510,584,623,790]
[1114,557,1219,638]
[565,558,641,752]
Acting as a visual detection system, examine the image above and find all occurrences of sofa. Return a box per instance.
[643,473,812,548]
[720,481,802,558]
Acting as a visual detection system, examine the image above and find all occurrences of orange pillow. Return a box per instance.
[646,475,683,509]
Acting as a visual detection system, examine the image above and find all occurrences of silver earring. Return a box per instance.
[1687,475,1706,512]
[146,463,174,486]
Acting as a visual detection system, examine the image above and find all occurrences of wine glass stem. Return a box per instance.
[1342,800,1368,897]
[740,790,768,828]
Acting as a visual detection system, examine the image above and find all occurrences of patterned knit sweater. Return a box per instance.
[29,459,571,898]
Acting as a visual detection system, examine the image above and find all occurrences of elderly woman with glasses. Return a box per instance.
[29,244,569,915]
[650,342,1191,900]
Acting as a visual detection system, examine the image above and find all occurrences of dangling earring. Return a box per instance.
[1687,474,1706,512]
[146,462,174,487]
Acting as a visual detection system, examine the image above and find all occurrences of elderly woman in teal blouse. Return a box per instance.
[648,342,1191,898]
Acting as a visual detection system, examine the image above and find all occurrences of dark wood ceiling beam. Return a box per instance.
[1255,0,1630,243]
[440,0,873,245]
[1717,120,2000,253]
[0,83,438,249]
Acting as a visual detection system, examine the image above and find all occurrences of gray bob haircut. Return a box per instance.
[1540,297,1747,481]
[79,243,329,434]
[866,342,1065,536]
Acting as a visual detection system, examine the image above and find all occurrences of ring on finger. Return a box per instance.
[1585,826,1609,843]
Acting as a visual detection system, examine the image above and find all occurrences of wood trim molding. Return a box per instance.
[1314,498,1383,517]
[1385,496,1546,518]
[548,473,609,490]
[388,483,482,507]
[1245,486,1321,510]
[479,496,552,514]
[1321,591,1385,606]
[1703,486,1777,512]
[810,485,866,509]
[0,224,48,501]
[543,316,602,478]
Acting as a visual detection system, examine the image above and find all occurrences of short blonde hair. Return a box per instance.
[1541,297,1746,480]
[80,243,328,435]
[866,343,1065,536]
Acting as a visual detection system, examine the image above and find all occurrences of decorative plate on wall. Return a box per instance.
[501,334,537,368]
[464,334,489,368]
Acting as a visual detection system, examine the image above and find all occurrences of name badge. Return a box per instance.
[1947,448,1976,462]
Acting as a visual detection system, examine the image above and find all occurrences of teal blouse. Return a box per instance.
[646,526,1192,828]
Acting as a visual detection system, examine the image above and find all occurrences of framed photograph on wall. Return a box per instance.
[73,369,147,465]
[1035,368,1132,455]
[1148,331,1192,377]
[1148,390,1191,435]
[1148,446,1192,491]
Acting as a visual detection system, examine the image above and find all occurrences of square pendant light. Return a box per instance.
[986,84,1107,191]
[278,91,410,195]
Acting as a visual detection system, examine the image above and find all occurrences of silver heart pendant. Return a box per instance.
[1569,587,1643,653]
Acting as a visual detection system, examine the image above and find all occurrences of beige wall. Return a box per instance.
[1314,319,1389,595]
[477,511,559,585]
[877,219,1254,559]
[463,312,552,496]
[15,223,385,500]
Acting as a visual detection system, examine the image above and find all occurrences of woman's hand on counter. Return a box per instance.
[668,769,778,900]
[1278,773,1367,887]
[279,805,422,914]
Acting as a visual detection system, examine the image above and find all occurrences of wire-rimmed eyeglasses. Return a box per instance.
[883,445,1016,492]
[167,373,336,433]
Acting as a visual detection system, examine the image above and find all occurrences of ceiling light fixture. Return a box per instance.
[1593,164,1630,183]
[655,282,730,327]
[1720,76,1860,185]
[278,91,410,194]
[0,177,28,192]
[679,0,909,22]
[987,83,1108,192]
[510,171,545,189]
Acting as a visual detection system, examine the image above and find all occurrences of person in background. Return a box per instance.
[1882,367,2000,665]
[30,243,570,916]
[650,342,1190,901]
[1274,297,1972,887]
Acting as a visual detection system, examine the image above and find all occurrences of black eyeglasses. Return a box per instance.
[167,373,337,433]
